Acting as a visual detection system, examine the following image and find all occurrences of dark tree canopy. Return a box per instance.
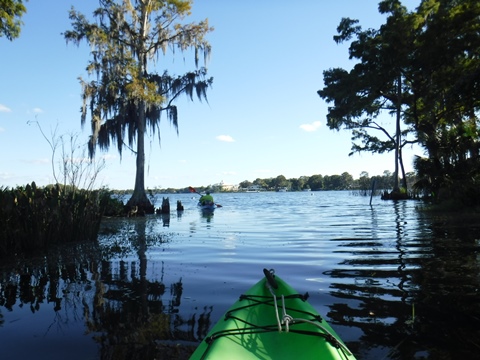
[318,0,480,205]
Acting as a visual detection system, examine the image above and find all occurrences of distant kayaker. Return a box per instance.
[199,191,214,206]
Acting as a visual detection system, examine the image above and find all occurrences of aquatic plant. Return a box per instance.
[0,182,113,257]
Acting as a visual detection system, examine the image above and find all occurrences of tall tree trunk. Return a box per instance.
[126,4,154,214]
[135,102,146,198]
[126,102,153,213]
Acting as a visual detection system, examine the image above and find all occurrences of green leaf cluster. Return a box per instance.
[64,0,213,210]
[64,0,213,159]
[319,0,480,205]
[0,0,27,41]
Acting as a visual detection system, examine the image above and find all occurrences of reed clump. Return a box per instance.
[0,181,119,257]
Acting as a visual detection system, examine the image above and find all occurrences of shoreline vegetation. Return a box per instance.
[1,168,478,259]
[0,182,122,258]
[109,171,418,196]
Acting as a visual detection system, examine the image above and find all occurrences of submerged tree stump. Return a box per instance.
[157,197,170,214]
[177,200,184,211]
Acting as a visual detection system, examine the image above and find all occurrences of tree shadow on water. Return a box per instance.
[0,216,211,360]
[323,204,480,359]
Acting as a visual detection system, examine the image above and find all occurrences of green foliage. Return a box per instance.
[0,182,113,258]
[100,191,126,217]
[272,175,289,190]
[319,0,480,206]
[0,0,27,41]
[409,0,480,206]
[64,0,213,210]
[318,1,418,192]
[234,170,414,193]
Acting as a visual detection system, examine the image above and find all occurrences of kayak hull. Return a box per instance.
[198,202,215,211]
[190,270,356,360]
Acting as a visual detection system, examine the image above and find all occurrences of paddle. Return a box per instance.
[189,186,222,207]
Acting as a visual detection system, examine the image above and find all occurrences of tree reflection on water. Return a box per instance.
[0,217,210,360]
[87,218,212,359]
[324,204,480,359]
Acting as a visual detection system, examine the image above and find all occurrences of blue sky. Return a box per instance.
[0,0,422,190]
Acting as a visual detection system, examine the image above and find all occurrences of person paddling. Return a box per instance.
[199,191,214,206]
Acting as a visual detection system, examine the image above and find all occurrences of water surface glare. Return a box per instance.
[1,191,479,359]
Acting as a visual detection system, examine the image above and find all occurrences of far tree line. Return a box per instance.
[237,171,416,193]
[112,170,415,195]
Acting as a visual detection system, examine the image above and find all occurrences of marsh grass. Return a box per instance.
[0,182,118,257]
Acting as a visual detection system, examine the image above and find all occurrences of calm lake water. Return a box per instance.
[1,191,479,359]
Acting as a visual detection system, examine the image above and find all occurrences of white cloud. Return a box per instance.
[0,127,4,133]
[216,135,235,142]
[300,121,321,132]
[0,104,12,113]
[33,108,44,114]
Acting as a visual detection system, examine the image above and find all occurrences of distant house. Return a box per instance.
[217,180,238,192]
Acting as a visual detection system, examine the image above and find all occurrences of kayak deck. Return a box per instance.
[190,269,356,359]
